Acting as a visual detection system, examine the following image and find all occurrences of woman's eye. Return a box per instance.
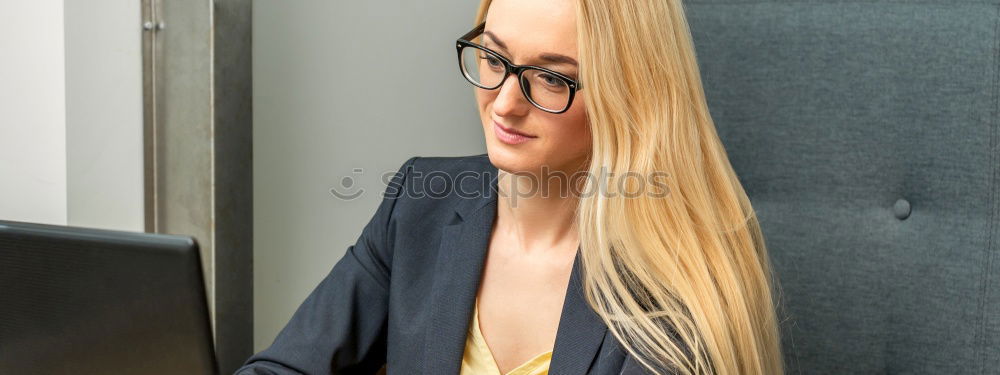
[538,73,564,88]
[482,55,503,69]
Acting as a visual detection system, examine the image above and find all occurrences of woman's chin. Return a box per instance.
[485,145,540,174]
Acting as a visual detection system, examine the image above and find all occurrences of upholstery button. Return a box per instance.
[893,198,911,220]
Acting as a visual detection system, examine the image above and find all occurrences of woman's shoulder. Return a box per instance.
[380,153,497,264]
[387,153,498,219]
[406,153,495,176]
[397,153,497,197]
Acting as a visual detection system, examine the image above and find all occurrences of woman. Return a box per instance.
[237,0,784,374]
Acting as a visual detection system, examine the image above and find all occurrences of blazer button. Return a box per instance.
[893,198,911,220]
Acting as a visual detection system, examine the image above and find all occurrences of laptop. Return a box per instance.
[0,219,218,374]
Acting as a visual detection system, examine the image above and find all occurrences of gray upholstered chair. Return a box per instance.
[686,0,999,373]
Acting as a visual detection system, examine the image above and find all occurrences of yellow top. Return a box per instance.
[459,298,553,375]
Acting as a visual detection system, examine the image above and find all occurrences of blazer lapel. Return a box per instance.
[419,163,608,374]
[421,171,498,374]
[548,250,609,375]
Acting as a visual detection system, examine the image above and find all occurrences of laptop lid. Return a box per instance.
[0,220,217,374]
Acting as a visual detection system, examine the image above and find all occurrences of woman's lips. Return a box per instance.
[493,120,536,145]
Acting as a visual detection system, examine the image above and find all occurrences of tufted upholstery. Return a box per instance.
[685,0,1000,373]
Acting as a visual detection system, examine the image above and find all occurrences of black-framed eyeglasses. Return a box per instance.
[456,22,583,114]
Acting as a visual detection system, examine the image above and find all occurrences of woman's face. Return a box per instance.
[476,0,591,175]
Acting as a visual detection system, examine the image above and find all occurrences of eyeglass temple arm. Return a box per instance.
[459,22,486,41]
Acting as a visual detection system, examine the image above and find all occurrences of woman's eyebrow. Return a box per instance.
[483,30,509,51]
[538,53,578,67]
[483,30,579,67]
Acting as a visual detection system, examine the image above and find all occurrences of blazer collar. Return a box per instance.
[421,160,608,374]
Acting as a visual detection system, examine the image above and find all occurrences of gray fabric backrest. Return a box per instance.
[685,0,1000,373]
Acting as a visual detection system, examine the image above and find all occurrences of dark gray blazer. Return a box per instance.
[235,154,662,375]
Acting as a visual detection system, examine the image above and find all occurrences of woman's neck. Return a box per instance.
[495,167,585,254]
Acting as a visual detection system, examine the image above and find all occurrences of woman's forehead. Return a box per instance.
[484,0,578,59]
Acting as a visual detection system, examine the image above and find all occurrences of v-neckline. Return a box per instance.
[421,155,609,374]
[472,297,553,375]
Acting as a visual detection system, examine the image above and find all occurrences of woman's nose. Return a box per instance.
[491,74,531,117]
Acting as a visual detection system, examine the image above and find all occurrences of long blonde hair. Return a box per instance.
[472,0,785,374]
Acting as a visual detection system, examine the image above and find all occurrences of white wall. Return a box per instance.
[253,0,485,350]
[64,0,144,232]
[0,0,68,225]
[0,0,143,231]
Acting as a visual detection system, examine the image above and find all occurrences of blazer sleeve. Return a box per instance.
[234,156,419,375]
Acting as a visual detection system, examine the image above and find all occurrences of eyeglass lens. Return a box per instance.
[460,46,571,112]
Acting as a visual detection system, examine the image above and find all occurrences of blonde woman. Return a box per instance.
[237,0,784,374]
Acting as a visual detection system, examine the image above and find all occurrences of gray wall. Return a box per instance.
[252,1,486,350]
